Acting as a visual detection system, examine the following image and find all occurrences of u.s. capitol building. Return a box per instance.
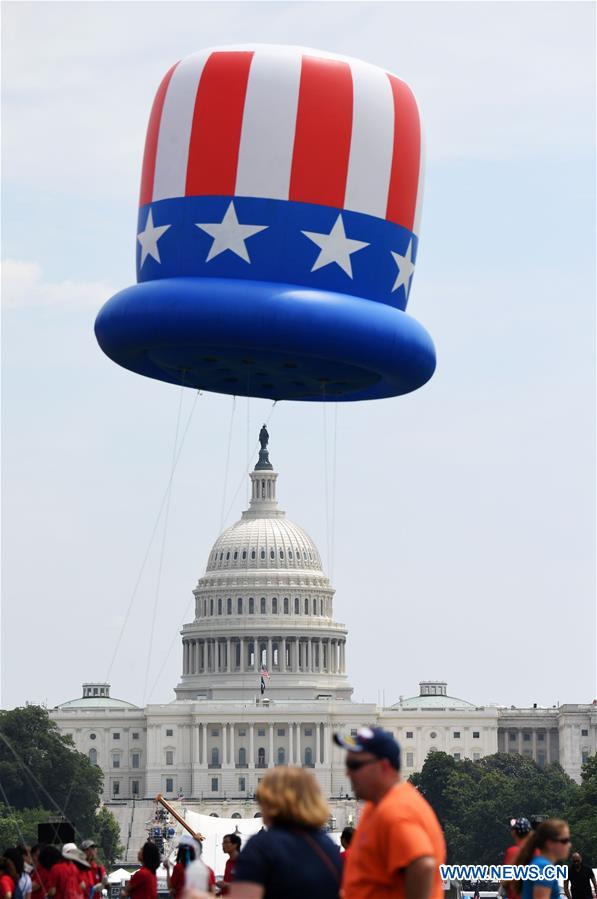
[50,433,596,824]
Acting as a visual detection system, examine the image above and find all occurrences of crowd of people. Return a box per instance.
[0,841,108,899]
[1,727,593,899]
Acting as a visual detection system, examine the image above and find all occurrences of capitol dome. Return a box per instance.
[175,427,351,703]
[207,517,323,574]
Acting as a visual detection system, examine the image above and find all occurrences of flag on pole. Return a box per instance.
[260,666,270,694]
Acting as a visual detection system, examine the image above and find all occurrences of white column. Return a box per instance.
[315,721,321,766]
[268,723,274,766]
[281,639,287,672]
[297,723,302,765]
[323,724,331,765]
[202,723,207,765]
[249,724,255,767]
[230,724,235,766]
[289,724,294,764]
[267,637,273,670]
[222,724,228,765]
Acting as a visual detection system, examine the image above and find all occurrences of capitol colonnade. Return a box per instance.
[181,636,347,676]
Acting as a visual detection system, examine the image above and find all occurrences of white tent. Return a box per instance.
[107,869,131,884]
[182,810,265,877]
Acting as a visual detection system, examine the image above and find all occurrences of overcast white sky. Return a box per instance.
[2,2,595,713]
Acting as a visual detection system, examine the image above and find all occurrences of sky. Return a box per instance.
[2,1,595,713]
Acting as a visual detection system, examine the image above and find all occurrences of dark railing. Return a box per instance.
[208,763,222,769]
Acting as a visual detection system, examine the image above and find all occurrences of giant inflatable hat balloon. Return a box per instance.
[95,45,436,401]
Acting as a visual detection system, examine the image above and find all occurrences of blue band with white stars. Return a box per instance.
[136,196,418,311]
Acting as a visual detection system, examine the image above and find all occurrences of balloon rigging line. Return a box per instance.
[322,390,331,576]
[0,731,85,843]
[330,403,338,582]
[142,384,186,707]
[223,401,277,527]
[105,390,200,685]
[246,371,251,507]
[220,396,237,533]
[147,594,196,703]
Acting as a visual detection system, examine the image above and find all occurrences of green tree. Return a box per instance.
[409,751,580,865]
[92,806,123,867]
[0,805,53,848]
[0,705,103,837]
[568,753,597,863]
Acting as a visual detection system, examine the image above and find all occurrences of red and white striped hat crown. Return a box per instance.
[140,44,424,236]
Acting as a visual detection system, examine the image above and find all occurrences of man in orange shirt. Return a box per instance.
[334,726,446,899]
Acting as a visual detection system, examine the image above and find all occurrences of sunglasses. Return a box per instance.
[345,757,381,771]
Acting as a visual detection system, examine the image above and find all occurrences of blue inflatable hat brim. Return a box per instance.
[94,277,436,402]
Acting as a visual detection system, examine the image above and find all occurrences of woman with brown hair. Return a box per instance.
[230,766,341,899]
[514,819,571,899]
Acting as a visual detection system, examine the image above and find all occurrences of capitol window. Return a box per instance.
[112,753,120,768]
[210,599,214,615]
[166,751,174,766]
[257,728,265,737]
[304,728,312,737]
[251,550,256,559]
[453,753,461,761]
[280,550,284,559]
[233,551,238,560]
[429,732,437,739]
[239,777,246,792]
[132,753,140,769]
[211,778,218,792]
[112,781,120,796]
[272,597,278,614]
[260,597,266,614]
[289,550,293,559]
[90,733,96,740]
[237,598,243,614]
[473,731,480,738]
[239,729,246,737]
[304,598,309,614]
[270,549,275,559]
[406,752,414,767]
[166,729,173,736]
[211,729,220,736]
[284,597,289,614]
[218,599,222,615]
[226,552,230,560]
[227,598,232,615]
[242,550,247,559]
[581,729,589,736]
[88,748,97,765]
[132,733,139,740]
[294,598,299,614]
[249,598,254,614]
[453,731,460,739]
[220,552,223,560]
[260,550,265,560]
[113,733,120,740]
[523,733,531,742]
[406,732,413,739]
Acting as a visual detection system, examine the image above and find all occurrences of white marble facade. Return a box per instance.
[50,441,596,820]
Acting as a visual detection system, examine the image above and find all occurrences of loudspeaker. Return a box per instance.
[37,822,76,845]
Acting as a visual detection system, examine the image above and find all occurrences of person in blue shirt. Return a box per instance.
[515,819,571,899]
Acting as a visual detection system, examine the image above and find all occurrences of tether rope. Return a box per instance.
[142,385,186,706]
[219,396,237,533]
[0,732,85,843]
[105,389,201,685]
[330,403,338,581]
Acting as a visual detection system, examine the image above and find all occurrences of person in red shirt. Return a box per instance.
[0,857,18,899]
[44,844,89,899]
[80,842,107,899]
[502,818,532,899]
[220,835,241,896]
[340,826,355,866]
[122,843,160,899]
[167,839,198,899]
